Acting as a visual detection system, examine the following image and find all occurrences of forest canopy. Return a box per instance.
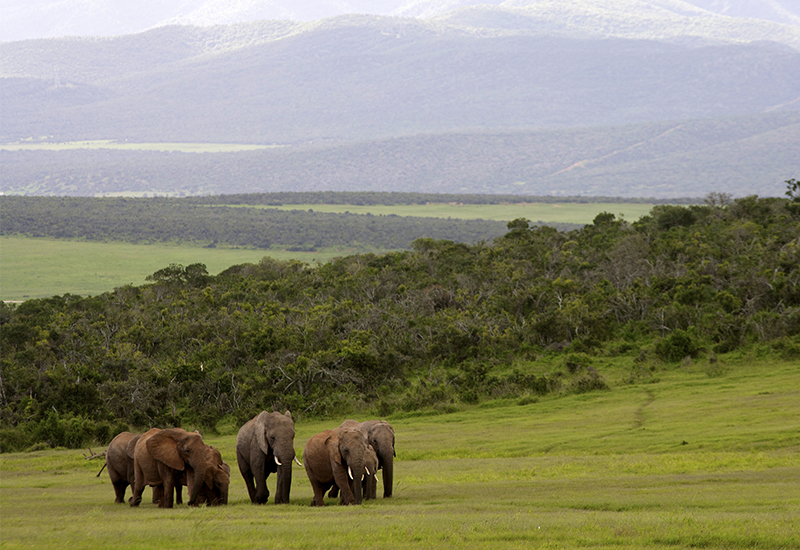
[1,194,798,452]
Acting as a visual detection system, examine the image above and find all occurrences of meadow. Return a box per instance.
[0,201,652,301]
[1,354,798,549]
[0,141,276,153]
[0,237,365,301]
[251,202,656,225]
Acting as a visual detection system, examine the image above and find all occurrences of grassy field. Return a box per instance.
[0,201,656,301]
[248,202,657,225]
[0,141,277,153]
[1,354,798,549]
[0,237,369,301]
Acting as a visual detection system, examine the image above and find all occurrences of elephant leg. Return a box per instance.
[130,464,145,507]
[309,479,330,507]
[328,485,339,499]
[112,480,128,504]
[160,480,175,508]
[152,485,163,505]
[237,451,259,503]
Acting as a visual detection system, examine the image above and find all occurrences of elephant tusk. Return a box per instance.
[275,456,282,466]
[348,466,353,480]
[294,456,303,467]
[366,467,371,476]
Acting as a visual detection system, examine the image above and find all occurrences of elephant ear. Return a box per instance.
[326,432,342,467]
[255,411,272,456]
[125,434,141,460]
[146,430,186,471]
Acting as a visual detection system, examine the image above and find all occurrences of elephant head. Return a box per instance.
[145,428,208,506]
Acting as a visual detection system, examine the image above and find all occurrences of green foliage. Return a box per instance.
[1,195,799,450]
[654,328,701,363]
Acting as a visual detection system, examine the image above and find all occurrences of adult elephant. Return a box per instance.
[236,411,299,504]
[105,431,140,503]
[130,428,209,508]
[303,426,369,506]
[340,419,395,498]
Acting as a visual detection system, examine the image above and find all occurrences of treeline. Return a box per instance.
[0,196,522,251]
[1,194,799,452]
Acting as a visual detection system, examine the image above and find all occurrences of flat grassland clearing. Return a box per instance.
[0,237,358,301]
[1,356,798,549]
[0,141,277,153]
[241,202,657,225]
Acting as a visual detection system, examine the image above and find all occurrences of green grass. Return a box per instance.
[0,141,278,153]
[240,202,656,225]
[1,355,798,549]
[0,201,653,301]
[0,236,372,301]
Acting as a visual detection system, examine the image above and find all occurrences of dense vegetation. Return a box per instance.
[1,192,798,452]
[0,195,525,251]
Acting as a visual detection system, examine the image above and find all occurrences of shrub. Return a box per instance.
[655,328,701,363]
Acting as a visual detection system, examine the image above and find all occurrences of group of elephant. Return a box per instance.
[104,412,395,508]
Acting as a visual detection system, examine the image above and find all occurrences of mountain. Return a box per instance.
[1,0,798,41]
[3,17,799,145]
[1,2,799,198]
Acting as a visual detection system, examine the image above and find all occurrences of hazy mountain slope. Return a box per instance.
[436,1,800,48]
[2,111,795,198]
[2,0,797,41]
[3,21,798,144]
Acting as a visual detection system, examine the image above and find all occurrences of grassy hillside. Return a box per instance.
[2,111,796,197]
[1,355,798,549]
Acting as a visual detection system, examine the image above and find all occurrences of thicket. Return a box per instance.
[1,194,799,452]
[0,195,517,250]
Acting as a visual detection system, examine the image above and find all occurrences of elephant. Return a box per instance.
[329,443,378,502]
[176,444,230,506]
[130,428,210,508]
[105,431,141,503]
[339,419,395,498]
[303,426,370,506]
[236,411,300,504]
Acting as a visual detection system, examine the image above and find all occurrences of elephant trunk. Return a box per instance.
[187,463,206,506]
[349,458,364,505]
[274,462,292,504]
[382,452,394,498]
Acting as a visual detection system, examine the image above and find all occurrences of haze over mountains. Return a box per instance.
[3,0,799,40]
[1,0,799,198]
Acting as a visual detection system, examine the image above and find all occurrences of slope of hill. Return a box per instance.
[2,0,798,41]
[2,19,799,145]
[2,111,796,198]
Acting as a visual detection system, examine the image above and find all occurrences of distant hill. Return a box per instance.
[3,18,799,145]
[2,0,798,41]
[3,110,796,198]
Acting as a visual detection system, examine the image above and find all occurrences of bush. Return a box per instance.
[655,328,701,363]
